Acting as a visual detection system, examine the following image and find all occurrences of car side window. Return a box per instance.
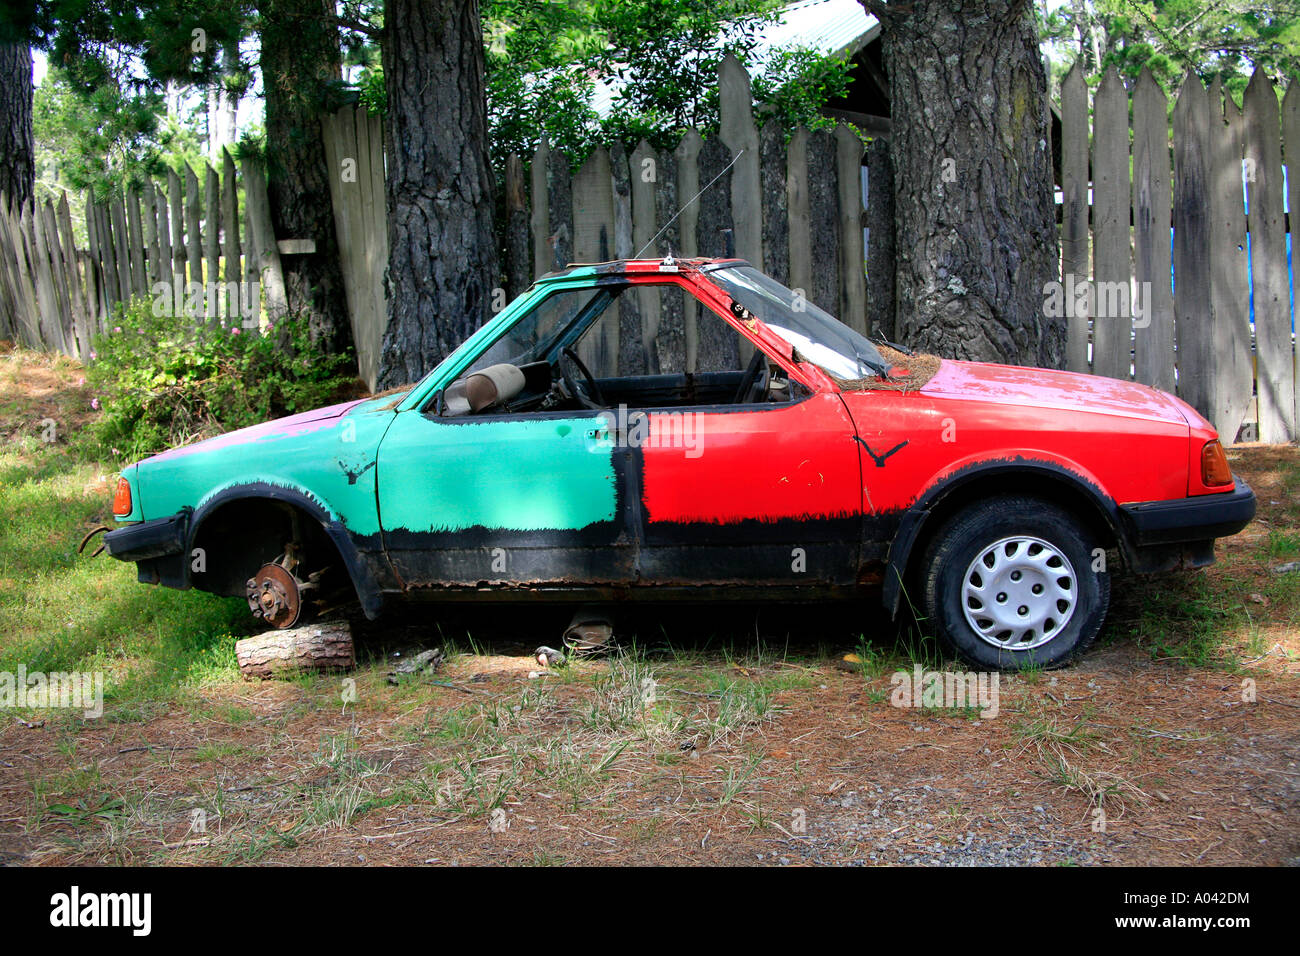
[437,281,796,417]
[463,287,605,374]
[572,283,746,378]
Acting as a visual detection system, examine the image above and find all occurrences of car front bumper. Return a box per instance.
[104,510,191,588]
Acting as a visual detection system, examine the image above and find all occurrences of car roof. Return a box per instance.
[535,257,752,283]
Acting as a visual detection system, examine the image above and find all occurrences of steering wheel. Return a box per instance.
[732,348,770,404]
[559,347,607,409]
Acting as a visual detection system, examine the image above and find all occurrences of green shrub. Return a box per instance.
[84,299,359,463]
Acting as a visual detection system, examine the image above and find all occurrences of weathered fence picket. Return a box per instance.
[1209,77,1253,440]
[760,120,789,286]
[807,127,840,322]
[864,136,894,342]
[786,126,812,309]
[185,166,203,283]
[220,149,240,290]
[321,103,387,391]
[204,165,220,303]
[1245,70,1295,444]
[1172,76,1214,427]
[1284,84,1300,435]
[168,168,185,286]
[1131,68,1174,394]
[1091,66,1129,381]
[1060,63,1091,375]
[503,152,530,303]
[719,54,763,273]
[836,124,866,336]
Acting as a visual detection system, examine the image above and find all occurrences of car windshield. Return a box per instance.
[708,265,887,379]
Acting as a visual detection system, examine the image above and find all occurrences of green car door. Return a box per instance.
[374,284,634,588]
[375,408,633,587]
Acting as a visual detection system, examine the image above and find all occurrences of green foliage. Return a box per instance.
[483,0,793,163]
[84,299,356,463]
[486,0,855,162]
[584,0,778,148]
[481,0,606,162]
[30,0,259,198]
[751,47,855,134]
[347,0,849,170]
[33,67,204,202]
[41,0,256,90]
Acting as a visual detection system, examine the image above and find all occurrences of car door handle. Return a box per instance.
[586,426,627,448]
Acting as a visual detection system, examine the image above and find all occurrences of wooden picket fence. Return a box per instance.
[0,148,289,362]
[1061,63,1299,444]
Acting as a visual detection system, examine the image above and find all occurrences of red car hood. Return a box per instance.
[921,359,1194,427]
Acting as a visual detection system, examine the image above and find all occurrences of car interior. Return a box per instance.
[437,282,805,417]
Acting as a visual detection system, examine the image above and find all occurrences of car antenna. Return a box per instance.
[872,334,913,356]
[634,148,747,259]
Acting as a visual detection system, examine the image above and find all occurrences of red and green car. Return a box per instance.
[104,258,1255,668]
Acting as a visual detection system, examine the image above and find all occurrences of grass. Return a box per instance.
[1012,711,1148,813]
[0,348,251,709]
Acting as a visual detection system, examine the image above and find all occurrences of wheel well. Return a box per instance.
[900,471,1123,597]
[190,497,350,599]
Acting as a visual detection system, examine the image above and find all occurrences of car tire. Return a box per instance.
[919,496,1109,670]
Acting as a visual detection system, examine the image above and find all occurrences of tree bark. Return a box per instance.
[0,39,34,211]
[378,0,497,389]
[235,622,355,679]
[261,0,353,356]
[864,0,1062,367]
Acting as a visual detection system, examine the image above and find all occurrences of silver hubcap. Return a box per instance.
[961,535,1077,651]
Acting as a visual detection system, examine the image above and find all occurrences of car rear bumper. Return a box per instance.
[1120,478,1256,546]
[1118,478,1255,573]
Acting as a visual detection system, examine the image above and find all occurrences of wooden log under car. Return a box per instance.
[235,622,355,680]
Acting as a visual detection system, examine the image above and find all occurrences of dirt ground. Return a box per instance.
[1,633,1296,867]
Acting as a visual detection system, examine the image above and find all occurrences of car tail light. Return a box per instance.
[112,477,133,517]
[1200,440,1232,487]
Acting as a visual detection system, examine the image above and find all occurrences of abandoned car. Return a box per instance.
[103,258,1256,669]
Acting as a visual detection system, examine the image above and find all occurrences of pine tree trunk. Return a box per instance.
[0,39,34,211]
[377,0,497,389]
[865,0,1062,367]
[261,0,353,357]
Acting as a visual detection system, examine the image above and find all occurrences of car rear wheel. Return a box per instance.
[920,496,1109,669]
